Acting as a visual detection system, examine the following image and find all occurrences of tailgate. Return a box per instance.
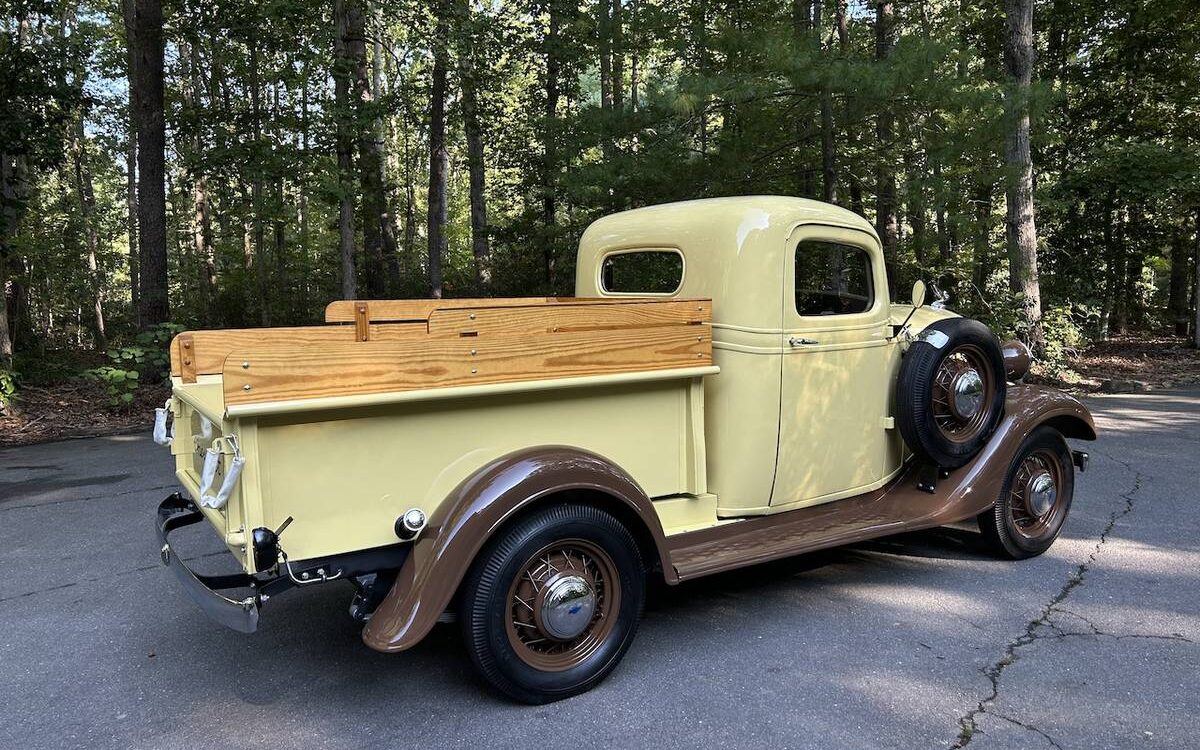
[168,375,251,571]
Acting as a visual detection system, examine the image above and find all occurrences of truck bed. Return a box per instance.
[166,297,718,570]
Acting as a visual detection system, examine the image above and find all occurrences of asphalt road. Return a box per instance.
[1,390,1197,750]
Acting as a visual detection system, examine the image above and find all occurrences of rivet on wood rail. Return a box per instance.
[182,341,191,349]
[183,359,191,366]
[469,313,476,320]
[242,361,250,369]
[243,384,252,391]
[470,349,477,355]
[471,369,478,374]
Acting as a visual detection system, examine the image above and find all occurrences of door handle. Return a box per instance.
[788,337,819,347]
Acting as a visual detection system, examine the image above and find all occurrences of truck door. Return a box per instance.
[771,225,895,508]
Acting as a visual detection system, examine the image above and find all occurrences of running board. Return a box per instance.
[667,442,1021,581]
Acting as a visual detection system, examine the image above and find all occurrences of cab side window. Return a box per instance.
[794,240,874,316]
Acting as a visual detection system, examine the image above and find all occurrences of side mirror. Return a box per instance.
[911,280,927,309]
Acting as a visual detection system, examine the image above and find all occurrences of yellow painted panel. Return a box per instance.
[251,379,696,562]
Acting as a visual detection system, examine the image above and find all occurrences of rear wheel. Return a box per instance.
[459,503,645,704]
[977,426,1075,559]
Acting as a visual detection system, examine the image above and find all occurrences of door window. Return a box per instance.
[794,241,874,316]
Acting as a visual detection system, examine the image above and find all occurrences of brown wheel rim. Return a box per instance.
[1008,448,1067,540]
[931,343,996,444]
[505,539,620,672]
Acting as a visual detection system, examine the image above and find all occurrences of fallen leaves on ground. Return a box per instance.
[0,379,170,448]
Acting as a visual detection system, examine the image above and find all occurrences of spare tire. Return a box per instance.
[896,318,1006,469]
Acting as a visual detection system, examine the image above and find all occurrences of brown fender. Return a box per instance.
[362,445,673,653]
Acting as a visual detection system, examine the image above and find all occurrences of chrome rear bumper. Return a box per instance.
[156,493,261,633]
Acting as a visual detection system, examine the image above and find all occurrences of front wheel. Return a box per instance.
[977,426,1075,559]
[459,503,645,704]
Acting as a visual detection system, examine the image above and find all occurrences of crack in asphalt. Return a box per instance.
[951,456,1143,749]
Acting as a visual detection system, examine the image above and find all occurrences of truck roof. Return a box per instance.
[576,196,881,329]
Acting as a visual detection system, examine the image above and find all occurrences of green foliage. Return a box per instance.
[84,323,182,408]
[2,0,1198,367]
[0,369,16,414]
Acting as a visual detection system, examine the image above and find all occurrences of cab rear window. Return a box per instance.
[601,250,684,295]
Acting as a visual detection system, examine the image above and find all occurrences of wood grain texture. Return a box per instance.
[427,300,712,337]
[169,324,427,377]
[223,326,712,406]
[178,333,197,383]
[324,296,673,323]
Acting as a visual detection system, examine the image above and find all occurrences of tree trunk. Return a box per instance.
[130,0,169,326]
[598,0,611,112]
[874,1,898,287]
[121,0,139,324]
[933,159,950,262]
[347,0,388,297]
[427,5,449,299]
[182,41,214,323]
[1193,208,1200,348]
[373,4,401,295]
[629,0,639,110]
[972,182,993,294]
[0,153,17,368]
[819,0,835,204]
[333,0,358,299]
[249,37,269,325]
[1168,233,1189,337]
[72,121,107,350]
[458,0,491,293]
[611,0,624,111]
[1003,0,1043,350]
[542,0,561,286]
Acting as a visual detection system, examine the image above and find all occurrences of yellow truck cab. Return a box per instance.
[155,196,1094,703]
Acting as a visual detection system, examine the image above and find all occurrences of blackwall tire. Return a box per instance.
[977,426,1075,560]
[896,317,1007,468]
[458,503,645,704]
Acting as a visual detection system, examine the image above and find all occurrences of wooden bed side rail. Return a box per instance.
[324,296,686,324]
[169,323,427,381]
[175,299,712,382]
[222,325,713,408]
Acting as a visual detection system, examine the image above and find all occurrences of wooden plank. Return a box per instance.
[427,300,711,337]
[169,324,427,377]
[324,296,673,323]
[224,327,712,406]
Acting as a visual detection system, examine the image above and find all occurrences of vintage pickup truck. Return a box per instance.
[155,196,1094,703]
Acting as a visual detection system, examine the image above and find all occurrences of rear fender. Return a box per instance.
[362,446,672,653]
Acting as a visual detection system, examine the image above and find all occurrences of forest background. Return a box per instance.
[2,0,1198,437]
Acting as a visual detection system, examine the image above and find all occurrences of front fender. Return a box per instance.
[899,383,1096,531]
[362,446,672,653]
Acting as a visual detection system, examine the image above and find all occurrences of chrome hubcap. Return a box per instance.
[537,574,596,641]
[951,369,985,420]
[1026,470,1057,517]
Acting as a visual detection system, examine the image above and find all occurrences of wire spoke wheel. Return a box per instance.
[504,539,621,672]
[1007,448,1067,541]
[977,426,1076,560]
[930,344,997,445]
[896,318,1007,469]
